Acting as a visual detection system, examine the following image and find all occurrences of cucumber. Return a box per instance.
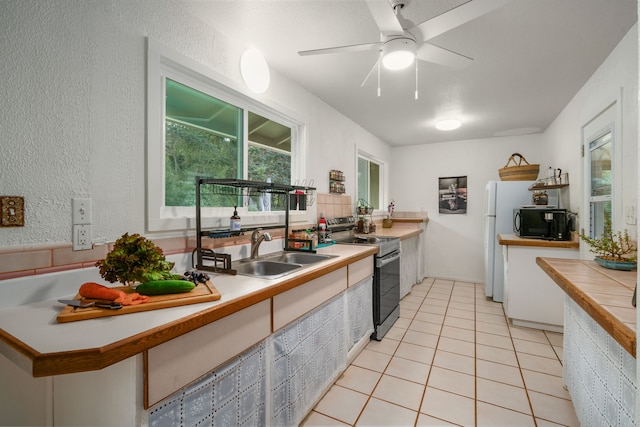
[136,279,196,296]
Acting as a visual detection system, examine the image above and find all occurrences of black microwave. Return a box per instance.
[513,208,570,241]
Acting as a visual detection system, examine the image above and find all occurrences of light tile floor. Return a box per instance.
[301,278,580,426]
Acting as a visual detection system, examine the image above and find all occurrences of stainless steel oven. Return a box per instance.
[373,245,400,340]
[328,216,401,340]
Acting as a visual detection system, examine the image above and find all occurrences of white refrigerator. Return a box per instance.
[483,181,534,302]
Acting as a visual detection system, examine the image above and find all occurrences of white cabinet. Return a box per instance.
[146,299,271,407]
[502,245,579,332]
[400,235,420,298]
[273,267,347,331]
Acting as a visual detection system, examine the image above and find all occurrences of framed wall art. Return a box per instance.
[439,176,467,214]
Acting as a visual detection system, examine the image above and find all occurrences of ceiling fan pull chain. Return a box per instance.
[377,55,381,97]
[415,60,419,100]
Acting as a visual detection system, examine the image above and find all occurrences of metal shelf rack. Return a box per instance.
[194,178,316,272]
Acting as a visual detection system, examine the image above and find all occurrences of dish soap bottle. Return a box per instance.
[230,206,241,231]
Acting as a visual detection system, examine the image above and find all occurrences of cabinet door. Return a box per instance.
[146,299,271,407]
[273,267,347,331]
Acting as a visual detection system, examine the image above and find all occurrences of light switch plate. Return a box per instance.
[0,196,24,227]
[72,197,92,225]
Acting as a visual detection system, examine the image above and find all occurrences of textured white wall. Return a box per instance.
[390,134,544,282]
[0,0,390,247]
[543,23,638,238]
[390,24,638,283]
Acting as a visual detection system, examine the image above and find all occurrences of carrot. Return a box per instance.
[78,282,149,306]
[79,282,126,301]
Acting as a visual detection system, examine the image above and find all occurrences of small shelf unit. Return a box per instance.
[528,173,569,190]
[527,173,569,209]
[194,178,316,272]
[329,170,345,194]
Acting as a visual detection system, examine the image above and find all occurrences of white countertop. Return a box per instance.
[0,244,375,376]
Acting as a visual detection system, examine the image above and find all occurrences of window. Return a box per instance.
[587,129,613,238]
[357,154,382,209]
[247,112,291,211]
[165,78,242,208]
[147,41,301,231]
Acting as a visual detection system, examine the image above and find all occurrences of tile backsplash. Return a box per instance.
[316,193,352,220]
[1,193,353,281]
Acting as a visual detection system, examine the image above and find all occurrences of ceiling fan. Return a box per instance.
[298,0,509,95]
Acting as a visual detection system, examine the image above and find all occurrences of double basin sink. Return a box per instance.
[233,252,337,279]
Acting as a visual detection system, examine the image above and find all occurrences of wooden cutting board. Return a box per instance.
[56,281,221,323]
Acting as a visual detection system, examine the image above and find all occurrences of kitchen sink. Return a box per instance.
[265,252,336,265]
[233,252,337,279]
[234,260,303,279]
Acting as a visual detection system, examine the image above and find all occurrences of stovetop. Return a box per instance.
[327,216,400,257]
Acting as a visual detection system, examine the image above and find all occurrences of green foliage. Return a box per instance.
[95,233,181,286]
[248,144,291,210]
[580,218,637,261]
[165,121,240,207]
[164,121,292,210]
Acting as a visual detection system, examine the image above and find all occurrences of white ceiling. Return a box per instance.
[180,0,637,147]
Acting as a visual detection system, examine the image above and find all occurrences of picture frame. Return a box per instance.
[439,176,467,214]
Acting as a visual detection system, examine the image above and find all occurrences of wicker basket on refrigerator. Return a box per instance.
[498,153,540,181]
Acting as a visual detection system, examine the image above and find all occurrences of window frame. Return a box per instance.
[580,96,622,259]
[587,126,614,238]
[356,149,387,213]
[147,40,305,232]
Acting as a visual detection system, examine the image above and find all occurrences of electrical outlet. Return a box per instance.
[626,205,637,225]
[72,198,92,225]
[73,224,92,251]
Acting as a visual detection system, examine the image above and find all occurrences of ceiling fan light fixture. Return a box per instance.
[436,119,462,131]
[381,38,416,70]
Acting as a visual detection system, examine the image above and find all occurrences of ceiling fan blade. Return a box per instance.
[298,42,380,56]
[412,0,511,42]
[365,0,404,37]
[416,43,473,69]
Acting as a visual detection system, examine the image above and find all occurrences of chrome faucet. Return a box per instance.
[250,228,272,259]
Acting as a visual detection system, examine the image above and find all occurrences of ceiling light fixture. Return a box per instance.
[240,48,270,94]
[381,37,416,70]
[436,119,462,131]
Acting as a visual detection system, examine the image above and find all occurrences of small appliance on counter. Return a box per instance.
[513,208,570,241]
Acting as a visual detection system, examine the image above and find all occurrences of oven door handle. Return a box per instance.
[378,251,400,268]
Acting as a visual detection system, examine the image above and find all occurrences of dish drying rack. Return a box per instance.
[194,178,316,272]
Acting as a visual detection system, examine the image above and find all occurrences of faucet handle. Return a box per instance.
[251,228,263,241]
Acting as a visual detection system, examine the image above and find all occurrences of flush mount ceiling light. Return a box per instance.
[240,48,270,94]
[381,37,416,70]
[436,119,462,131]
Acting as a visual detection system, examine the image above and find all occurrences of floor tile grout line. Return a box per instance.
[307,278,576,426]
[352,278,436,426]
[499,294,540,427]
[413,280,457,426]
[473,281,479,427]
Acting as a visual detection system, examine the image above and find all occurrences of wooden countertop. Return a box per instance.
[390,218,426,224]
[536,257,636,357]
[499,233,580,249]
[0,245,377,377]
[366,227,423,240]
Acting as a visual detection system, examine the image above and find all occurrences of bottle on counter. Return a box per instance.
[230,206,241,231]
[319,214,327,232]
[318,214,328,244]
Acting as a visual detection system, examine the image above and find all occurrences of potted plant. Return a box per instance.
[580,218,637,270]
[96,233,181,287]
[383,200,395,228]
